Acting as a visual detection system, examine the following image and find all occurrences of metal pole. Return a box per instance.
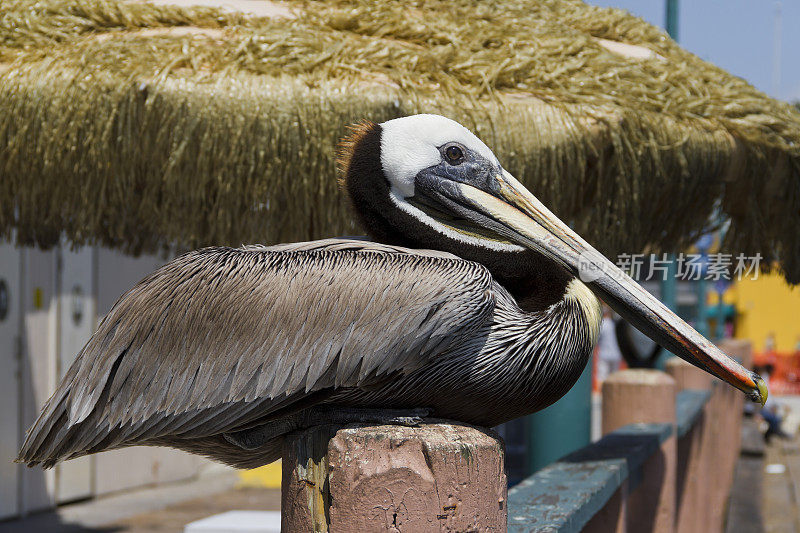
[665,0,679,41]
[695,237,714,338]
[661,256,678,312]
[660,1,680,367]
[716,291,726,340]
[657,255,678,369]
[696,276,708,337]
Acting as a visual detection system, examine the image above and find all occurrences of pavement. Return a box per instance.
[0,471,280,533]
[727,394,800,533]
[727,416,765,533]
[763,431,800,532]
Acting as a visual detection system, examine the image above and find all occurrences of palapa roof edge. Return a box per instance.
[2,0,800,282]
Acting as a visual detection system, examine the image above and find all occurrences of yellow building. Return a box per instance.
[715,272,800,354]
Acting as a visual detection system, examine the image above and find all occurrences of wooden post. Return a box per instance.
[281,422,507,532]
[666,357,711,533]
[664,340,752,533]
[709,339,751,532]
[602,369,677,533]
[665,357,712,392]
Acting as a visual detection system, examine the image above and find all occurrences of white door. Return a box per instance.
[55,246,95,502]
[0,244,21,519]
[20,248,57,513]
[92,249,204,495]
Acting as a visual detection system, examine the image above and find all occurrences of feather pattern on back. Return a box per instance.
[18,239,496,467]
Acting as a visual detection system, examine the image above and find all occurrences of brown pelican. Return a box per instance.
[19,114,766,469]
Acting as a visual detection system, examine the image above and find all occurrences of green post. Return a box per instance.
[525,360,592,474]
[657,1,680,367]
[661,255,677,311]
[696,275,709,338]
[716,293,726,340]
[655,254,678,369]
[665,0,679,41]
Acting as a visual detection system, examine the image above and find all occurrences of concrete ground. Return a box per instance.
[727,416,766,533]
[0,471,280,533]
[732,395,800,533]
[762,398,800,533]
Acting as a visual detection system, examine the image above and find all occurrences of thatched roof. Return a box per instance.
[2,0,800,280]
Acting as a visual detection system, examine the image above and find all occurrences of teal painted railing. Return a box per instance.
[507,389,712,533]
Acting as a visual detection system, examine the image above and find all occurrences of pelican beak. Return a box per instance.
[451,169,767,406]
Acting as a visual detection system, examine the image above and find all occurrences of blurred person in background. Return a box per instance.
[748,334,789,443]
[596,305,622,383]
[761,394,789,443]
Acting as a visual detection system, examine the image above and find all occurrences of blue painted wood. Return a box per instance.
[676,389,712,438]
[508,423,672,533]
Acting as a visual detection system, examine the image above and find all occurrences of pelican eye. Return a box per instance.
[444,145,464,164]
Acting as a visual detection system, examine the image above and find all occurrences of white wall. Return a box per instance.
[20,248,58,513]
[92,248,204,497]
[0,243,208,519]
[0,244,22,519]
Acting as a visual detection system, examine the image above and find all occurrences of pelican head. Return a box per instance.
[340,113,767,406]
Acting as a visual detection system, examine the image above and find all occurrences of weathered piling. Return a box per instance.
[665,357,713,392]
[601,369,677,533]
[667,341,750,533]
[709,339,751,531]
[666,357,711,533]
[281,422,507,532]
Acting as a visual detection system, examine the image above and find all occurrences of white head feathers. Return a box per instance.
[377,114,520,253]
[379,114,499,197]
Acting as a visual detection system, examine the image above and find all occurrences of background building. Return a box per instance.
[0,244,214,518]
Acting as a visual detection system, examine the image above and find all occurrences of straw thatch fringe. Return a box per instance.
[2,0,800,281]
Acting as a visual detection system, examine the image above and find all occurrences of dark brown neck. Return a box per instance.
[340,122,572,312]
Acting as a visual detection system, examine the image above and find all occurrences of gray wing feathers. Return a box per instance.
[19,239,494,466]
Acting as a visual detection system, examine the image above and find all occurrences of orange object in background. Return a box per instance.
[775,351,800,383]
[752,349,776,369]
[757,350,800,395]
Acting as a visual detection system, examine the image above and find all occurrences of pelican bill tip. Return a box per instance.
[751,373,768,407]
